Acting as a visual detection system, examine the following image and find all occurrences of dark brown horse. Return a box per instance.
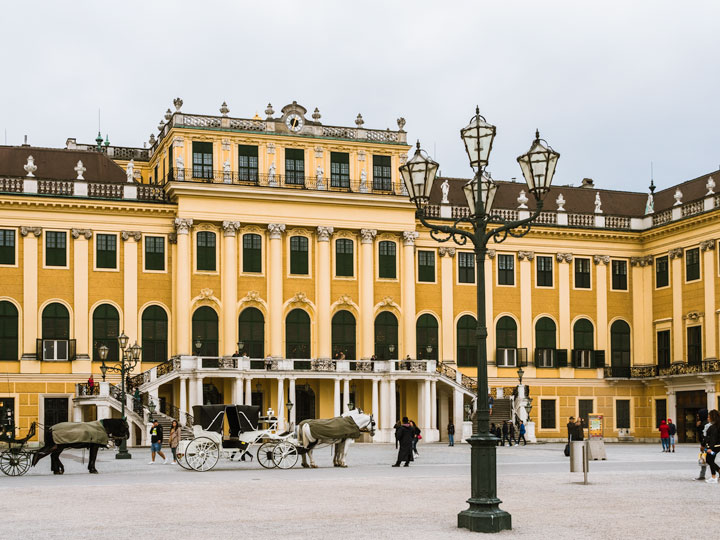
[32,418,129,474]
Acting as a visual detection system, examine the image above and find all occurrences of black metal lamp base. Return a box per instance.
[458,504,512,533]
[115,451,132,460]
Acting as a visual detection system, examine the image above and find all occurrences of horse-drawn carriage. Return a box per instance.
[0,421,36,476]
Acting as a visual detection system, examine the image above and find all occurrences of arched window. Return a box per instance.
[286,309,311,359]
[0,301,18,360]
[93,304,120,362]
[416,314,438,360]
[239,307,264,358]
[456,315,476,368]
[496,316,518,366]
[610,320,631,375]
[42,303,70,340]
[141,306,168,362]
[535,317,556,367]
[332,310,356,359]
[374,311,398,360]
[192,306,218,356]
[572,318,594,368]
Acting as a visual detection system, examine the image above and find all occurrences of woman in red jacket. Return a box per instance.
[658,419,670,452]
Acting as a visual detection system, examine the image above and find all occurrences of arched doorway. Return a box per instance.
[456,314,476,367]
[374,311,398,360]
[192,306,218,356]
[141,305,168,362]
[295,384,316,422]
[332,310,356,359]
[238,307,265,358]
[416,314,439,360]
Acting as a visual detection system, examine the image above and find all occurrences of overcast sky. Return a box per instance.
[1,1,719,192]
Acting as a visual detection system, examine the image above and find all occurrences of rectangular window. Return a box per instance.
[372,155,392,191]
[154,164,158,184]
[336,239,354,277]
[330,152,350,189]
[96,234,117,269]
[167,146,173,183]
[378,241,396,279]
[285,148,305,185]
[540,399,556,429]
[655,399,667,428]
[616,399,630,429]
[611,260,627,290]
[657,330,671,367]
[578,399,593,427]
[536,255,553,287]
[196,232,216,271]
[290,236,309,275]
[574,258,590,288]
[192,141,213,179]
[687,325,702,365]
[242,234,262,273]
[238,145,259,183]
[498,254,515,285]
[458,252,475,283]
[686,247,700,281]
[418,250,435,282]
[145,236,165,271]
[655,255,669,288]
[0,229,15,265]
[45,231,67,267]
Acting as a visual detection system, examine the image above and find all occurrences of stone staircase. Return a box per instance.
[491,398,514,423]
[150,411,193,443]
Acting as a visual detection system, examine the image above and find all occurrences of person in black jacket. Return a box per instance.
[704,409,720,484]
[501,421,510,446]
[149,419,167,464]
[447,421,455,446]
[393,417,414,467]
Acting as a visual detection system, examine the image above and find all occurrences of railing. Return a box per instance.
[652,209,672,226]
[201,357,237,369]
[88,183,124,198]
[137,184,168,201]
[603,366,632,378]
[461,374,477,392]
[395,359,429,372]
[682,200,704,217]
[38,179,73,195]
[156,357,180,377]
[492,209,518,221]
[606,215,630,229]
[568,213,595,227]
[76,383,100,396]
[36,339,76,361]
[535,212,557,225]
[0,177,23,192]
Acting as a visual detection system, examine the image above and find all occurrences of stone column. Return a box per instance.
[380,379,390,437]
[179,376,187,426]
[701,241,717,359]
[277,377,285,429]
[189,375,197,408]
[121,231,141,347]
[316,226,334,360]
[359,229,377,359]
[195,376,204,407]
[594,255,610,351]
[669,249,684,363]
[267,224,286,358]
[453,388,465,442]
[430,380,437,429]
[402,232,419,358]
[706,382,717,411]
[371,377,379,421]
[667,388,677,424]
[556,253,572,351]
[222,221,241,356]
[73,406,83,422]
[343,378,350,413]
[234,375,244,404]
[423,379,432,431]
[389,378,397,426]
[518,251,534,351]
[71,229,92,361]
[439,247,455,363]
[175,218,193,355]
[334,378,341,417]
[245,378,252,406]
[288,378,296,426]
[20,227,41,361]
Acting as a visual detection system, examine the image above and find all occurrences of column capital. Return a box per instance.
[360,229,377,244]
[121,231,142,242]
[71,228,92,240]
[593,254,610,265]
[700,239,716,252]
[402,231,419,246]
[20,226,42,237]
[439,247,456,257]
[316,226,334,242]
[222,221,241,237]
[268,223,286,239]
[174,218,194,235]
[668,248,683,260]
[555,252,573,263]
[517,250,534,261]
[630,255,653,267]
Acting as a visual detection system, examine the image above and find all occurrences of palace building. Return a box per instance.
[0,99,718,445]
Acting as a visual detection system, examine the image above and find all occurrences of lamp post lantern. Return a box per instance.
[400,108,558,533]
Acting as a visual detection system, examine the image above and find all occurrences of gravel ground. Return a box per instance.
[0,442,712,539]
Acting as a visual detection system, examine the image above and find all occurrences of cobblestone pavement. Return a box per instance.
[0,442,710,539]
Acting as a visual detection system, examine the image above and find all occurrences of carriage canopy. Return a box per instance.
[192,404,261,435]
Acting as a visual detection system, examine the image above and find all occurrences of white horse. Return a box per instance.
[297,409,375,468]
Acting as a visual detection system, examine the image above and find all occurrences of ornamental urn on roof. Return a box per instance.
[173,97,183,112]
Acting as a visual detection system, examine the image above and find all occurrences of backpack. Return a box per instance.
[564,443,570,457]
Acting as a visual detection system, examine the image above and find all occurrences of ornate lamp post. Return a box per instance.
[100,331,142,460]
[400,108,559,533]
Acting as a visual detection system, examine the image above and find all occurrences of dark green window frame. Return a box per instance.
[192,142,213,180]
[238,145,259,183]
[416,314,438,360]
[239,307,265,358]
[611,260,627,290]
[144,236,165,271]
[418,250,435,282]
[458,252,475,283]
[687,325,702,365]
[243,234,262,273]
[686,248,700,281]
[45,231,67,267]
[378,241,396,279]
[331,310,356,359]
[0,301,19,360]
[336,239,354,277]
[96,234,117,269]
[574,258,591,288]
[141,305,168,362]
[657,329,671,367]
[655,255,669,288]
[42,303,69,339]
[374,311,398,360]
[456,315,477,367]
[285,148,305,185]
[616,399,630,429]
[192,306,219,356]
[330,152,350,189]
[290,236,309,275]
[197,231,217,271]
[540,399,556,429]
[610,320,631,367]
[92,304,119,362]
[286,309,311,358]
[0,229,15,265]
[536,256,553,287]
[372,155,392,191]
[498,254,514,285]
[578,399,593,427]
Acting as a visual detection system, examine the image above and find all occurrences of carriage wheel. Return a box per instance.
[257,442,278,469]
[272,441,298,470]
[175,447,192,471]
[0,449,32,476]
[185,437,220,472]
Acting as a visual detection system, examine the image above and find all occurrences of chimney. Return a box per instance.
[581,178,594,188]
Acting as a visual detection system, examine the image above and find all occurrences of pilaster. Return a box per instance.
[174,218,193,355]
[701,240,716,358]
[121,231,140,350]
[402,231,418,358]
[71,228,92,362]
[594,255,610,350]
[359,229,377,359]
[518,251,534,351]
[316,226,334,360]
[267,224,286,358]
[439,247,455,363]
[669,249,684,363]
[222,221,241,355]
[630,256,652,363]
[556,253,572,350]
[20,227,41,364]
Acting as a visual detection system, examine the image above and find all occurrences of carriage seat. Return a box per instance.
[191,425,223,445]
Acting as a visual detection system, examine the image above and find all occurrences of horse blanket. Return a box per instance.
[51,420,109,445]
[299,416,362,440]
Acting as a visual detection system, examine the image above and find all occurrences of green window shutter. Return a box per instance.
[197,232,217,271]
[686,248,700,281]
[594,350,605,368]
[556,349,568,367]
[0,229,15,265]
[192,142,213,179]
[418,251,435,282]
[330,152,350,188]
[285,148,305,185]
[145,236,165,271]
[336,239,353,276]
[46,231,67,267]
[498,254,514,285]
[96,234,117,269]
[372,155,392,191]
[0,301,19,360]
[290,236,308,274]
[238,145,259,182]
[655,256,669,288]
[616,399,630,429]
[243,234,262,273]
[458,252,475,283]
[537,256,553,286]
[378,241,396,278]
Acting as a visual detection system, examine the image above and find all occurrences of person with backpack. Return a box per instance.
[659,419,670,452]
[447,421,455,447]
[667,419,677,452]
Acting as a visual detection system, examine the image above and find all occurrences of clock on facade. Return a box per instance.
[285,113,304,132]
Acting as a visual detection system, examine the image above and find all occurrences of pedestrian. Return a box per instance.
[405,355,412,370]
[392,417,414,467]
[448,421,455,446]
[488,393,494,416]
[696,417,712,480]
[410,420,421,456]
[567,416,575,442]
[518,420,527,445]
[658,419,670,452]
[87,375,95,395]
[133,388,141,413]
[370,354,377,362]
[149,419,168,464]
[501,420,510,446]
[232,348,240,358]
[574,417,585,441]
[509,421,517,446]
[704,409,720,483]
[667,418,677,453]
[169,420,181,464]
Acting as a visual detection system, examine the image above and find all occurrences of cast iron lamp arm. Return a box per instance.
[416,210,475,246]
[483,199,545,245]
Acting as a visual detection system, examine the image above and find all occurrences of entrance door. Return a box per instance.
[676,390,706,443]
[44,397,68,441]
[296,385,316,423]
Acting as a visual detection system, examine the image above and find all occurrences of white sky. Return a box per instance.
[1,0,719,192]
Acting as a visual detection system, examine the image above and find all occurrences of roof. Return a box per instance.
[0,145,128,183]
